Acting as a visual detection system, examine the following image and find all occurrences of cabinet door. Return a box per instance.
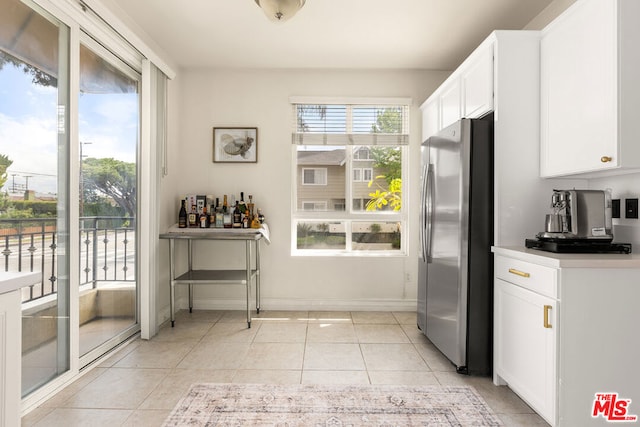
[494,278,556,424]
[421,99,439,142]
[462,44,493,119]
[439,79,461,129]
[540,0,618,177]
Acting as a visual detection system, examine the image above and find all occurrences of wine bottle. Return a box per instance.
[178,199,187,228]
[238,192,247,213]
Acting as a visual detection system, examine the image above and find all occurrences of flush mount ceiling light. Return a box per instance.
[254,0,306,22]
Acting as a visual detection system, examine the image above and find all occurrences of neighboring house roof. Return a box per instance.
[297,149,346,166]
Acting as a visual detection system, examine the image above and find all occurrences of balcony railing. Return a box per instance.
[1,217,135,303]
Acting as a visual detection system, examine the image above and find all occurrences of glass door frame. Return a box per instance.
[21,0,159,413]
[77,33,142,368]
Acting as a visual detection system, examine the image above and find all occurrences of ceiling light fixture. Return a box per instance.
[254,0,306,22]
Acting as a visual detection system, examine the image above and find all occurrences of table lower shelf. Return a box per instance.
[173,269,258,284]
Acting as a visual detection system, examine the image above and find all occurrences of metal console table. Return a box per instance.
[160,225,265,328]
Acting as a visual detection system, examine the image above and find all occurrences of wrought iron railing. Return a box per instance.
[1,217,135,303]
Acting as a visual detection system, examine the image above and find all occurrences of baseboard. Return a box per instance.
[167,296,417,313]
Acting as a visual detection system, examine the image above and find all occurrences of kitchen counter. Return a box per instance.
[0,271,40,294]
[492,246,640,269]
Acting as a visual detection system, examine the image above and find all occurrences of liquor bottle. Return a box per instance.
[233,202,242,228]
[238,192,247,213]
[223,196,232,228]
[242,210,249,228]
[247,195,255,218]
[215,206,224,228]
[199,206,209,228]
[178,199,187,228]
[208,203,216,227]
[257,208,265,224]
[188,204,198,228]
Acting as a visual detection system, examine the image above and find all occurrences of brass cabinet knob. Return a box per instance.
[601,156,613,163]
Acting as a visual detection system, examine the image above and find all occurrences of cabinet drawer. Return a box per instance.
[495,256,557,299]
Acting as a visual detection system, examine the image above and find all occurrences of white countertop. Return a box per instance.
[0,271,40,295]
[492,246,640,269]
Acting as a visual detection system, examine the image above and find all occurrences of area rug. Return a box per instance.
[163,383,502,426]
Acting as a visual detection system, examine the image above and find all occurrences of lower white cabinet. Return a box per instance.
[495,277,557,423]
[493,248,640,426]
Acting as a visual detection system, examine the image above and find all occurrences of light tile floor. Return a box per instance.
[22,310,550,426]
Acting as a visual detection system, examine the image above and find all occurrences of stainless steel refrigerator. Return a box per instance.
[417,115,493,375]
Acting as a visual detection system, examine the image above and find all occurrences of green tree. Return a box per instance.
[0,154,13,213]
[366,108,404,211]
[82,157,136,217]
[0,154,12,190]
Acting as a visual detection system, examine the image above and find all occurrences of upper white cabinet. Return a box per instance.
[420,38,493,140]
[540,0,640,177]
[439,79,462,130]
[462,44,494,119]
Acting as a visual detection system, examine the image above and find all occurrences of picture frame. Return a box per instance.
[213,127,258,163]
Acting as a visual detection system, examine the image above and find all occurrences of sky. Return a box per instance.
[0,60,138,196]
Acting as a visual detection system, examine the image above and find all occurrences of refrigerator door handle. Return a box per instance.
[426,163,435,263]
[420,164,428,263]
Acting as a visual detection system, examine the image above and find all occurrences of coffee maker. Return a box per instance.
[537,189,612,241]
[525,189,631,253]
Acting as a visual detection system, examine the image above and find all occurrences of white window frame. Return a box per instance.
[290,97,410,257]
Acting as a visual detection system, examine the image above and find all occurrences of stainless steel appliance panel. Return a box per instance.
[418,116,493,376]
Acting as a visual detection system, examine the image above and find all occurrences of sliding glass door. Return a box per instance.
[78,38,140,364]
[0,0,71,396]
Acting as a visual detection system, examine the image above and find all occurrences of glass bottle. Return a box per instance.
[178,199,187,228]
[199,206,209,228]
[188,204,198,228]
[233,202,242,228]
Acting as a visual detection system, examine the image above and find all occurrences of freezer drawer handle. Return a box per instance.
[543,305,553,328]
[508,268,530,278]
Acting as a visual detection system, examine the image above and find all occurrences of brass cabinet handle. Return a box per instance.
[601,156,613,163]
[543,305,552,328]
[508,268,530,278]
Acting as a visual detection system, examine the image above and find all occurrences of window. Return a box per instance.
[302,201,327,211]
[291,98,409,255]
[302,168,327,185]
[353,168,373,182]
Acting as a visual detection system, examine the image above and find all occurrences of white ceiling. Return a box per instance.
[106,0,555,71]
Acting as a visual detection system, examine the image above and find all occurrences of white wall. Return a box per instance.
[158,68,449,319]
[588,174,640,247]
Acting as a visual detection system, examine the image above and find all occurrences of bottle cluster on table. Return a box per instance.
[178,192,265,229]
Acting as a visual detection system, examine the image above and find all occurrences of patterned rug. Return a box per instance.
[163,383,502,426]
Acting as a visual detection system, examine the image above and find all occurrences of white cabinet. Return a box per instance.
[493,248,640,426]
[421,97,439,143]
[438,79,461,130]
[420,38,493,139]
[494,257,557,424]
[462,44,493,119]
[540,0,640,177]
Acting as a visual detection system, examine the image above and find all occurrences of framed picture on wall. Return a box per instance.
[213,127,258,163]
